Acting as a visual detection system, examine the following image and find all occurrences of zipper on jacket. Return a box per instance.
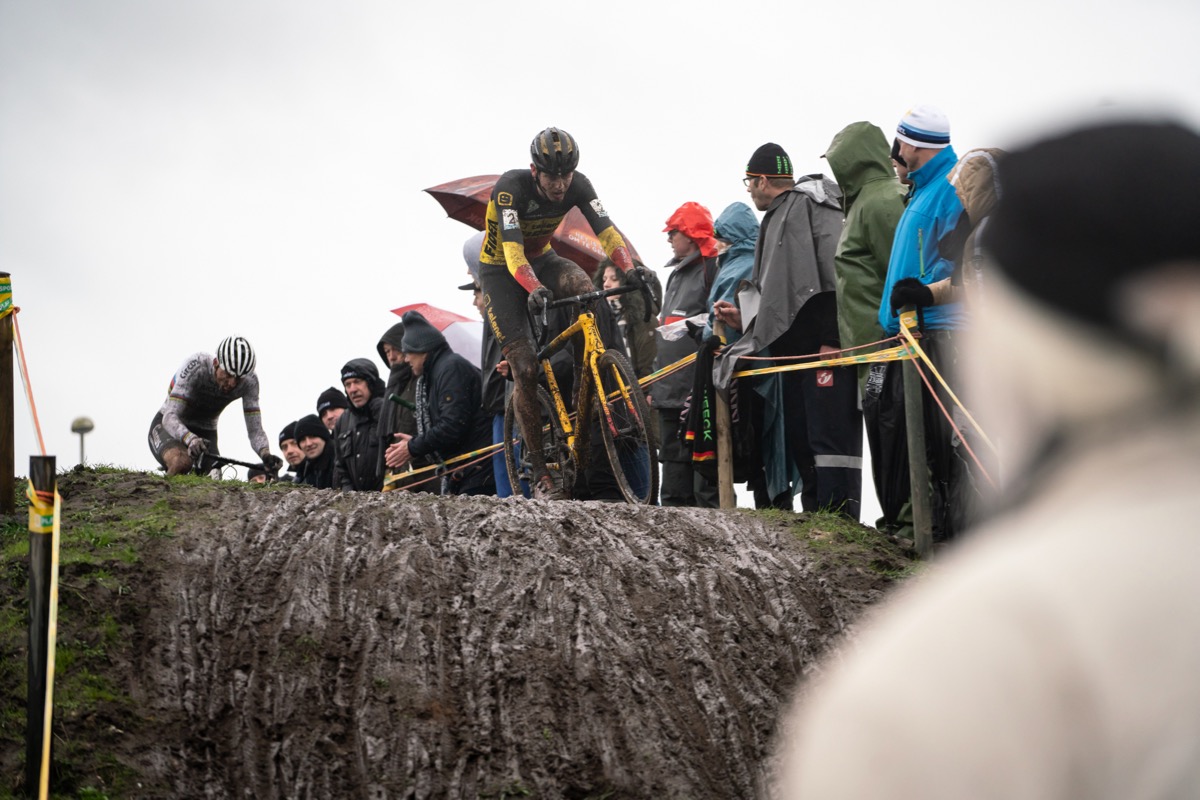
[918,228,926,278]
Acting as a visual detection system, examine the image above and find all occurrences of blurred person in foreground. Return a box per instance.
[776,118,1200,799]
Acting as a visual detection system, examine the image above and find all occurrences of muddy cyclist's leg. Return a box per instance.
[481,258,568,495]
[539,254,594,300]
[503,338,551,482]
[149,412,194,475]
[542,257,598,468]
[163,446,193,476]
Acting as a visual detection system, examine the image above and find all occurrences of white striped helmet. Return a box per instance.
[216,336,256,377]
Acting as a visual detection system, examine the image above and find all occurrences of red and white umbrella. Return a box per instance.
[390,302,483,369]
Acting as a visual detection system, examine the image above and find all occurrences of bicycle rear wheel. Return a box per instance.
[503,385,575,498]
[592,349,658,504]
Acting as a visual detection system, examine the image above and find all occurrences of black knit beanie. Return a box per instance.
[294,414,331,443]
[316,386,350,415]
[986,120,1200,333]
[746,143,793,178]
[278,421,298,446]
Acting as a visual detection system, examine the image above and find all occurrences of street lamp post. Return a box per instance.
[70,417,94,465]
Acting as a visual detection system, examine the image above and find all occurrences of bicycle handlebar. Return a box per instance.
[195,452,281,481]
[532,279,656,347]
[546,283,638,309]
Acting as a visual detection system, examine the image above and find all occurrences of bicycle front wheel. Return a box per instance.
[592,349,658,504]
[503,385,575,498]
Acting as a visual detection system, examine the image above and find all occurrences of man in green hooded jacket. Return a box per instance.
[822,122,907,377]
[824,121,910,535]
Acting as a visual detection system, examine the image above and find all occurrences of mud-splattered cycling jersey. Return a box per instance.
[479,169,635,292]
[157,352,270,454]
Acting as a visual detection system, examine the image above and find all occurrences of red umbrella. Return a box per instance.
[424,174,498,233]
[424,174,642,276]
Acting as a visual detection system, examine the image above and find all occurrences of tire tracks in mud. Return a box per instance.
[118,486,898,799]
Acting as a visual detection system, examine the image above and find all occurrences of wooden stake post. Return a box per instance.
[899,312,933,556]
[27,456,57,796]
[713,321,735,509]
[1,272,14,515]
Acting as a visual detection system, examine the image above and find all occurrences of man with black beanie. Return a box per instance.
[278,421,304,482]
[332,358,386,491]
[294,413,335,489]
[316,386,350,433]
[713,142,862,519]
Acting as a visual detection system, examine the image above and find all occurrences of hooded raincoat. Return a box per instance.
[332,358,386,491]
[713,175,844,392]
[823,122,907,353]
[409,340,494,495]
[705,202,759,342]
[376,321,417,476]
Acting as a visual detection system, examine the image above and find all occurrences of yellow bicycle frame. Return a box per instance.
[536,305,648,462]
[537,308,602,455]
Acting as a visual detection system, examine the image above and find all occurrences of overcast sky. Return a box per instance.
[3,0,1198,516]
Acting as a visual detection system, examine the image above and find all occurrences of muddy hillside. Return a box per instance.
[0,469,914,799]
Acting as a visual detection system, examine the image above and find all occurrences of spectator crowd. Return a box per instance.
[169,103,1027,544]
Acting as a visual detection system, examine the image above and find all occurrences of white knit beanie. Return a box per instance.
[896,104,951,149]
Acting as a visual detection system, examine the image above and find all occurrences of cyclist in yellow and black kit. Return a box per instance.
[477,126,651,499]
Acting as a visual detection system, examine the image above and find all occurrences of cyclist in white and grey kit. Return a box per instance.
[147,336,283,476]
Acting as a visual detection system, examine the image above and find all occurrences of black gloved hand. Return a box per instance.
[259,452,284,474]
[627,265,652,289]
[890,277,935,312]
[627,266,656,322]
[526,285,553,318]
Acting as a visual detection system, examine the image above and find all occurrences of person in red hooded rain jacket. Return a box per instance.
[652,201,720,507]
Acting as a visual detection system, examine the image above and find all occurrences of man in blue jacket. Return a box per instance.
[877,104,976,542]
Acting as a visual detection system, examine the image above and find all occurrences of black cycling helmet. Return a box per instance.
[530,127,579,176]
[216,335,256,377]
